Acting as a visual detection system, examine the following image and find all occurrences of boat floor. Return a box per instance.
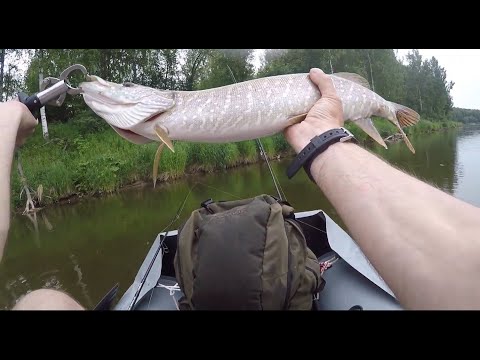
[115,210,402,310]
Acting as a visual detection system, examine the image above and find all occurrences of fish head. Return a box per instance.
[80,75,176,144]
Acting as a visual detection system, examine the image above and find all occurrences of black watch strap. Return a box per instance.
[286,127,357,181]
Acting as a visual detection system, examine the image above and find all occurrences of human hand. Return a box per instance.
[0,101,38,147]
[284,68,344,153]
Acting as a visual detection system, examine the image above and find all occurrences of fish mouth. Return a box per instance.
[82,75,118,90]
[81,80,135,107]
[83,92,127,106]
[80,77,155,144]
[81,90,166,131]
[80,75,176,131]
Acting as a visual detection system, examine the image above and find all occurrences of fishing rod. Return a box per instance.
[226,65,287,202]
[328,50,334,74]
[127,183,198,310]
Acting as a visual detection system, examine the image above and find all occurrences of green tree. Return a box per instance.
[0,49,29,101]
[258,49,332,77]
[0,49,4,102]
[451,108,479,123]
[23,49,186,122]
[198,49,255,88]
[404,50,454,119]
[180,49,212,90]
[359,49,406,103]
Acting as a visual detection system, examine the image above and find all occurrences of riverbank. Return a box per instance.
[10,113,462,211]
[10,114,293,211]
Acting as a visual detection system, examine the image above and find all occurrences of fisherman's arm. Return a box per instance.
[285,68,480,310]
[0,101,37,260]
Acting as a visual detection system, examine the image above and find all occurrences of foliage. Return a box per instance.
[259,49,456,119]
[5,48,465,209]
[451,107,480,123]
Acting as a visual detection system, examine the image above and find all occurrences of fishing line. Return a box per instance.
[226,64,287,202]
[128,183,198,310]
[255,138,288,201]
[295,218,328,235]
[193,181,243,200]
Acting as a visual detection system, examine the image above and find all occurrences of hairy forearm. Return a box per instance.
[311,142,480,309]
[0,116,20,260]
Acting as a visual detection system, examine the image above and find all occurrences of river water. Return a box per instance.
[2,124,479,309]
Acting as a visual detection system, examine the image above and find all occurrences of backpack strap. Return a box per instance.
[277,200,296,220]
[200,198,215,214]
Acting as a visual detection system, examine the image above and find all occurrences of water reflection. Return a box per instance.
[453,124,480,207]
[375,128,459,194]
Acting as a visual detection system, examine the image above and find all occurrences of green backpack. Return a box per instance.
[174,194,324,310]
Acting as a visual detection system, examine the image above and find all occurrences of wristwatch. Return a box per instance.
[286,127,357,182]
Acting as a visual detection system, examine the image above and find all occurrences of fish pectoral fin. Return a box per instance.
[332,72,371,90]
[109,124,153,145]
[353,118,388,149]
[287,113,308,126]
[154,124,175,153]
[153,143,165,188]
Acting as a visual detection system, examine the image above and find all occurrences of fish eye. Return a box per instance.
[123,82,135,87]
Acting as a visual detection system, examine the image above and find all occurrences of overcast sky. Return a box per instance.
[396,49,480,110]
[253,49,480,110]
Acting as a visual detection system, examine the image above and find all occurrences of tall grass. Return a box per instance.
[186,142,241,172]
[236,140,259,164]
[10,114,292,209]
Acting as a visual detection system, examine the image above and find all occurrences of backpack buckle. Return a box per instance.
[201,198,214,214]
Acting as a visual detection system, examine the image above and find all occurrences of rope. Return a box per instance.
[156,283,181,310]
[157,283,181,296]
[320,255,339,275]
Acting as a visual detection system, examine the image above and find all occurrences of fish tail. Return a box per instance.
[391,102,420,128]
[390,102,420,154]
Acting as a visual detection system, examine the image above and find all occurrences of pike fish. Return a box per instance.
[80,72,419,185]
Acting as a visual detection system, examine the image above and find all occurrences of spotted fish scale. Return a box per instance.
[81,72,419,153]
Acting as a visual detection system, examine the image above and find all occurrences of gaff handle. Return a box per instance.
[17,80,70,117]
[17,92,42,117]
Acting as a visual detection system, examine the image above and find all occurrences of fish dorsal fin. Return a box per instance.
[154,124,175,152]
[333,72,371,90]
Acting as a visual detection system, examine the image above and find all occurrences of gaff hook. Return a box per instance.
[17,64,89,116]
